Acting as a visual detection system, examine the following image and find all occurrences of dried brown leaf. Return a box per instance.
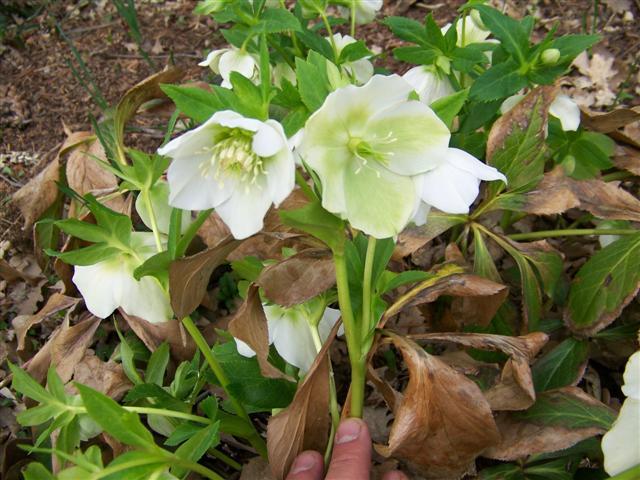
[257,249,335,307]
[581,106,640,133]
[228,284,291,380]
[375,332,500,479]
[266,322,337,480]
[613,145,640,175]
[169,237,240,319]
[524,167,640,220]
[12,293,79,350]
[239,457,275,480]
[51,316,101,382]
[394,212,465,259]
[121,312,195,362]
[12,157,60,229]
[197,212,231,248]
[72,352,132,400]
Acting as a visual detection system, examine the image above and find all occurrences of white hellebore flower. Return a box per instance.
[501,93,581,132]
[602,350,640,475]
[235,304,341,374]
[414,148,507,219]
[403,66,455,105]
[73,232,173,324]
[158,110,295,239]
[442,13,491,47]
[300,74,450,239]
[338,0,383,25]
[330,33,374,85]
[199,47,259,89]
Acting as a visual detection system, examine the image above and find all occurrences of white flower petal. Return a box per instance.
[500,94,525,114]
[302,146,350,215]
[120,275,173,324]
[73,259,127,318]
[215,176,272,239]
[218,50,257,86]
[135,181,191,235]
[265,152,295,206]
[411,201,431,227]
[158,117,221,159]
[235,339,257,358]
[317,308,343,341]
[549,94,581,131]
[419,161,481,214]
[446,148,507,182]
[268,307,317,374]
[402,66,455,105]
[602,398,640,475]
[455,16,491,46]
[346,59,374,85]
[198,49,228,70]
[252,122,286,158]
[622,351,640,400]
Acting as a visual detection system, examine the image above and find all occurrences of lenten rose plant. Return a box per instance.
[12,1,636,479]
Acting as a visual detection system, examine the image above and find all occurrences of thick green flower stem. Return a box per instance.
[350,0,357,36]
[333,252,365,418]
[180,315,268,458]
[141,189,163,253]
[361,236,376,341]
[508,228,639,241]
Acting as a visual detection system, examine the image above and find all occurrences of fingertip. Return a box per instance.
[286,450,324,480]
[335,418,370,445]
[382,470,409,480]
[326,418,372,480]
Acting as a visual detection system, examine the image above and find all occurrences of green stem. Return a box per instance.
[310,325,340,466]
[508,228,638,241]
[181,315,267,458]
[350,0,356,37]
[361,236,376,341]
[320,12,339,61]
[295,169,316,201]
[142,189,164,253]
[207,447,242,471]
[333,252,364,418]
[602,170,634,182]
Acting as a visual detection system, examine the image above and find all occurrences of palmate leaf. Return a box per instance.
[567,232,640,334]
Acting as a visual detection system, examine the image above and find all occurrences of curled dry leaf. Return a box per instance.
[581,106,640,133]
[71,352,132,400]
[257,248,335,307]
[266,321,339,480]
[197,212,231,249]
[12,293,79,350]
[393,212,465,259]
[228,284,291,380]
[409,332,548,411]
[613,145,640,175]
[484,387,614,460]
[375,332,500,479]
[0,258,41,284]
[169,237,240,320]
[121,311,195,362]
[524,167,640,221]
[12,157,60,229]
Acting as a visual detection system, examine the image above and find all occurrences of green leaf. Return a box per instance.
[295,56,329,112]
[23,463,56,480]
[296,29,334,61]
[338,40,371,64]
[515,389,616,430]
[479,463,523,480]
[567,233,640,332]
[253,7,302,33]
[171,422,219,477]
[473,229,501,282]
[474,5,530,63]
[392,46,438,65]
[229,72,265,120]
[9,363,54,404]
[378,270,433,295]
[46,244,121,266]
[160,84,223,124]
[280,200,345,252]
[47,367,67,403]
[17,403,61,427]
[124,384,189,412]
[55,219,110,244]
[470,60,528,101]
[145,342,170,386]
[524,458,574,480]
[165,422,203,446]
[549,34,600,65]
[200,396,218,420]
[384,16,428,47]
[532,338,589,392]
[116,329,144,385]
[76,383,156,450]
[568,131,615,180]
[281,106,310,138]
[431,88,469,128]
[133,250,171,283]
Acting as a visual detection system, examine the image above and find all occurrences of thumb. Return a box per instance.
[325,418,372,480]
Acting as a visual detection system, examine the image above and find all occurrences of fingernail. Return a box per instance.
[335,418,362,445]
[290,452,318,474]
[385,472,405,480]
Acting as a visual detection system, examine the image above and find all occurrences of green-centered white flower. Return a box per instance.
[330,33,374,85]
[199,47,259,89]
[602,350,640,475]
[72,232,173,324]
[300,74,450,238]
[158,110,295,239]
[338,0,383,24]
[403,66,455,105]
[235,302,342,374]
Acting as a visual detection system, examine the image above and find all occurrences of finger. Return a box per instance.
[325,418,372,480]
[286,450,324,480]
[382,471,410,480]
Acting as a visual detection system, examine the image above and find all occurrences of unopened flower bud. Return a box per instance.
[541,48,561,65]
[470,9,488,31]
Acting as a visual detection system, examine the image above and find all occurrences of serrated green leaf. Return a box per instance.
[200,396,218,420]
[171,422,219,477]
[470,60,528,101]
[479,463,523,480]
[76,384,156,449]
[229,71,265,120]
[116,329,144,385]
[160,84,224,124]
[124,384,189,412]
[253,7,301,33]
[473,229,501,282]
[515,389,616,430]
[384,16,428,47]
[431,88,469,128]
[524,458,573,480]
[392,45,438,65]
[567,233,640,332]
[23,463,56,480]
[475,5,530,63]
[338,40,371,64]
[295,57,329,112]
[532,338,589,392]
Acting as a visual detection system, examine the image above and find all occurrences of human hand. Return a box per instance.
[285,418,408,480]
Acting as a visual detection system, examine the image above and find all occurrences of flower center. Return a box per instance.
[199,129,265,185]
[348,135,395,175]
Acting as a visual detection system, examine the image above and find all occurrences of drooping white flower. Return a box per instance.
[235,302,342,374]
[199,47,259,88]
[414,148,507,217]
[330,33,374,85]
[72,233,173,324]
[602,350,640,475]
[158,110,295,239]
[338,0,383,25]
[272,62,297,88]
[442,13,492,47]
[402,66,455,105]
[501,93,581,132]
[300,74,451,239]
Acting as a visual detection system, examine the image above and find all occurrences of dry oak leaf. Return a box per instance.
[409,332,548,411]
[228,284,292,380]
[256,248,336,307]
[524,167,640,221]
[12,157,60,229]
[266,321,339,480]
[375,332,500,479]
[71,352,132,400]
[12,293,80,350]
